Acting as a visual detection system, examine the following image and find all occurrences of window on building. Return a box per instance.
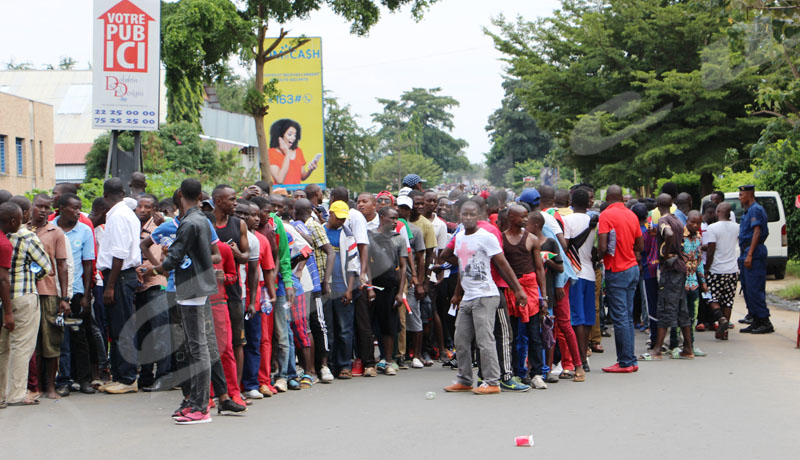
[0,136,6,174]
[16,138,23,176]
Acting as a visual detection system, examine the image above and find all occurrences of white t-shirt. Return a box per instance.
[563,212,595,281]
[541,211,563,235]
[431,214,449,250]
[366,214,379,232]
[705,221,740,274]
[454,228,502,302]
[345,208,369,246]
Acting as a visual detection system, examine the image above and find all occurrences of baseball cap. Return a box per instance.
[397,195,414,209]
[402,174,426,188]
[201,198,215,209]
[329,200,350,219]
[517,188,541,206]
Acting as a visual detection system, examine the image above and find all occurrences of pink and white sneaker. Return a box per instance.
[174,409,212,425]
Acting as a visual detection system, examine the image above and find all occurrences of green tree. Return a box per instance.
[484,78,552,186]
[161,0,250,124]
[488,1,764,193]
[372,87,469,171]
[58,57,77,70]
[324,96,375,191]
[370,153,442,191]
[84,121,234,180]
[239,0,438,186]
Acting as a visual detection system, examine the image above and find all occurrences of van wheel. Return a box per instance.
[774,267,785,280]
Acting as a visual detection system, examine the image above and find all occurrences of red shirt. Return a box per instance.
[598,202,642,272]
[211,241,238,305]
[245,231,275,306]
[0,232,12,269]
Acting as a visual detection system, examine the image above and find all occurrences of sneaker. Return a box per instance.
[274,378,288,392]
[421,352,434,367]
[472,382,501,395]
[411,357,424,369]
[287,379,301,390]
[243,389,263,400]
[258,385,273,397]
[218,398,247,415]
[396,356,409,369]
[172,400,191,418]
[376,360,387,373]
[601,363,636,373]
[531,375,548,390]
[443,382,473,392]
[693,347,707,357]
[320,366,334,383]
[500,378,531,392]
[385,364,397,376]
[104,381,138,394]
[175,409,212,425]
[390,361,400,372]
[351,359,364,377]
[364,367,377,377]
[545,373,560,384]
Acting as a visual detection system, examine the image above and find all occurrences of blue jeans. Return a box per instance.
[329,296,355,373]
[605,266,639,368]
[241,311,262,391]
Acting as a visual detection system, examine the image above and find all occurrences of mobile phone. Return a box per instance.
[225,239,233,244]
[312,153,322,164]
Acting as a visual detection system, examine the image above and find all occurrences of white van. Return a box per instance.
[702,191,788,279]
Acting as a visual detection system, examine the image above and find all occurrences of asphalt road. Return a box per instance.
[2,280,798,460]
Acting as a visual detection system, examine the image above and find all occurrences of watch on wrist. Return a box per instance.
[61,296,71,303]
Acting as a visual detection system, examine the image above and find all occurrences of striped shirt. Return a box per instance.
[8,228,51,298]
[305,216,330,283]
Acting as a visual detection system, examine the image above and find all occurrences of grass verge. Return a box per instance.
[775,283,800,301]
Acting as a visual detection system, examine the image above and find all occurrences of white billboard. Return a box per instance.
[92,0,160,130]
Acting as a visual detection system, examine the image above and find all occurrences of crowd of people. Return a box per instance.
[0,172,773,423]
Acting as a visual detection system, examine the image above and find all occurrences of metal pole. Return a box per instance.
[105,130,117,178]
[133,131,142,172]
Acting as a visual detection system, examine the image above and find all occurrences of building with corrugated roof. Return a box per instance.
[0,69,167,183]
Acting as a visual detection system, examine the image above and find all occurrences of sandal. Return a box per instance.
[573,369,586,382]
[639,352,663,361]
[590,343,604,353]
[559,370,575,379]
[300,375,313,388]
[8,399,39,406]
[337,369,352,379]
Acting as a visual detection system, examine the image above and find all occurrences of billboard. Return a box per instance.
[263,37,324,190]
[92,0,160,131]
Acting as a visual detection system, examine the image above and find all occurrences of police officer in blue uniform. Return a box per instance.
[737,185,774,334]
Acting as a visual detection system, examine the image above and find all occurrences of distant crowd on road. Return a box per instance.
[0,172,773,423]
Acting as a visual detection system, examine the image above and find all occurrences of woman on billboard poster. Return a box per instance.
[268,118,321,185]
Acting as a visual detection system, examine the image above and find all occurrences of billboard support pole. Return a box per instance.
[105,130,117,179]
[133,131,142,172]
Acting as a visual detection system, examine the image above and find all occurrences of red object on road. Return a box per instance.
[795,194,800,209]
[515,435,534,447]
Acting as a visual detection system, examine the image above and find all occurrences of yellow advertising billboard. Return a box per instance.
[263,37,324,190]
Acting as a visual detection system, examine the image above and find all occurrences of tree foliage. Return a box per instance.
[239,0,439,185]
[84,121,243,181]
[161,0,250,124]
[370,153,443,191]
[487,1,765,191]
[324,96,375,191]
[484,78,552,186]
[372,87,469,172]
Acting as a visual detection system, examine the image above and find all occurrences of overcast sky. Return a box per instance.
[2,0,561,164]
